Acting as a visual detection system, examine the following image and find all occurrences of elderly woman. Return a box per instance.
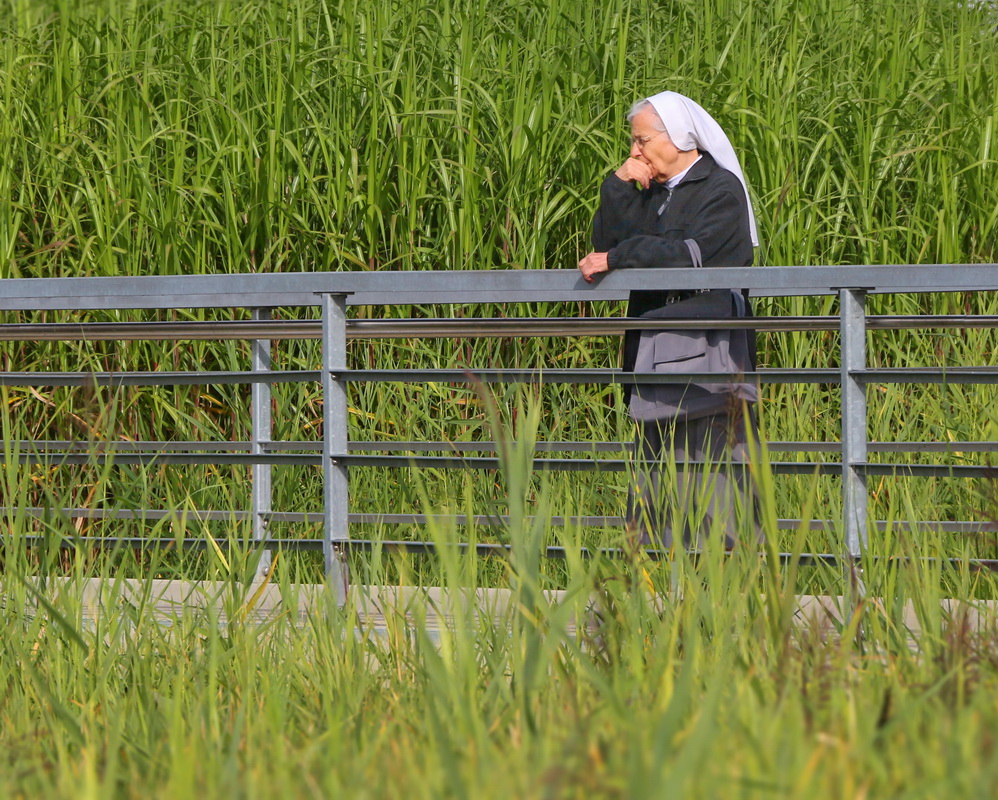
[578,91,760,550]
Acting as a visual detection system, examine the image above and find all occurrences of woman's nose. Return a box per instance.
[630,142,642,158]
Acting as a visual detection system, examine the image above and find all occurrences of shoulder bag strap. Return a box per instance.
[683,238,702,269]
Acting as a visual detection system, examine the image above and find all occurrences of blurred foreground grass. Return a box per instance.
[3,515,998,797]
[3,386,998,796]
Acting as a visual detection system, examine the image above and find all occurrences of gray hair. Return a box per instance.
[627,99,668,133]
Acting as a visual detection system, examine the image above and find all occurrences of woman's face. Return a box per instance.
[629,108,696,182]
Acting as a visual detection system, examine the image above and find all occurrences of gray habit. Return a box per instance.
[627,405,762,551]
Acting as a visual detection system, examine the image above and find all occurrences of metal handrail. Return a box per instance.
[3,314,998,341]
[308,439,998,454]
[5,366,998,389]
[2,266,998,598]
[5,509,997,534]
[10,439,998,454]
[2,264,997,310]
[0,450,992,477]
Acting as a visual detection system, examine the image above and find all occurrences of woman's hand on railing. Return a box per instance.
[578,252,610,283]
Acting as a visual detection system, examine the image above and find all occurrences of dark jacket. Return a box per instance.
[591,151,754,377]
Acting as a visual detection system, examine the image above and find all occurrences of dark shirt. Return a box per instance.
[590,151,754,374]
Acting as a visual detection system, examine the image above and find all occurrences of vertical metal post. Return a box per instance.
[251,308,273,580]
[840,288,868,595]
[320,293,350,604]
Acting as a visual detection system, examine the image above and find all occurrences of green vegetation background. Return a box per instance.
[4,0,996,275]
[2,1,998,796]
[2,0,997,544]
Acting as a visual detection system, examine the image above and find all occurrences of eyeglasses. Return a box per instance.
[630,131,666,150]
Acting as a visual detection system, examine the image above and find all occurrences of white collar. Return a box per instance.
[665,154,702,190]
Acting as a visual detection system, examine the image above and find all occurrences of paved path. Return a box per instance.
[23,578,998,640]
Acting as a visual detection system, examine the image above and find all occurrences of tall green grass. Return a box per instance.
[3,2,998,795]
[1,1,997,553]
[4,443,998,797]
[2,0,995,278]
[0,0,989,266]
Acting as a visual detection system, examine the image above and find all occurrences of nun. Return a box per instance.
[578,91,761,551]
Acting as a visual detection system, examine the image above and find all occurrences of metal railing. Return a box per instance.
[3,265,998,598]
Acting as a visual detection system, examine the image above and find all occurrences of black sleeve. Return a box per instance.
[591,173,647,251]
[607,189,746,269]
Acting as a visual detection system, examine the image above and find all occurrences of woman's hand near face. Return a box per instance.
[614,157,654,189]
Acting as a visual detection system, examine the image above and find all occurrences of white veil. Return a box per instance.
[645,91,759,247]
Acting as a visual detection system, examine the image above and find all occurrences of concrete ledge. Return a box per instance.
[8,580,997,643]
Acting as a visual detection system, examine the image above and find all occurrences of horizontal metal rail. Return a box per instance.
[4,314,998,342]
[2,535,996,570]
[2,507,623,526]
[1,265,997,310]
[0,368,816,388]
[5,508,997,534]
[12,439,998,455]
[852,368,998,385]
[0,370,319,387]
[0,534,877,566]
[6,366,998,389]
[1,451,993,477]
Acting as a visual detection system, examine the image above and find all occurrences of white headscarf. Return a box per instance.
[645,91,759,247]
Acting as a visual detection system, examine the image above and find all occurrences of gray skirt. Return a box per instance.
[626,402,762,551]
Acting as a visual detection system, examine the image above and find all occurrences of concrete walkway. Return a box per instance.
[22,578,998,640]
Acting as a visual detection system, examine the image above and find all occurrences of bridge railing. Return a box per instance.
[2,265,998,599]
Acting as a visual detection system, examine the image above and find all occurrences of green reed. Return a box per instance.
[1,3,997,575]
[2,0,995,278]
[3,421,998,797]
[3,1,998,794]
